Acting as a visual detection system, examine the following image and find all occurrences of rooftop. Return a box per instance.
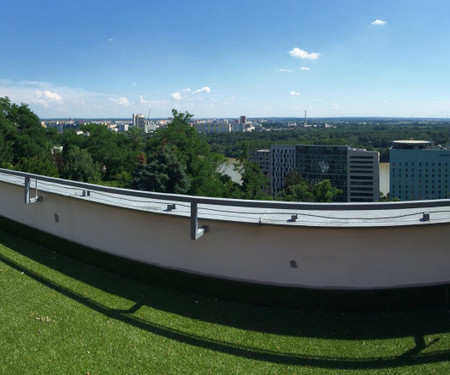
[1,169,449,229]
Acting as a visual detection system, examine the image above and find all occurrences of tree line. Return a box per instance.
[0,99,273,200]
[205,122,450,162]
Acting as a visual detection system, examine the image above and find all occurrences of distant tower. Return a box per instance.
[240,115,247,124]
[304,110,307,127]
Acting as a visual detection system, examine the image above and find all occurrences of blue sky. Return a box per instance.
[1,0,450,119]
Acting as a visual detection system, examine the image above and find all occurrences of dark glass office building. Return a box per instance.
[295,145,348,202]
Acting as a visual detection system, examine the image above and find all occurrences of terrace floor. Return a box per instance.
[1,227,449,374]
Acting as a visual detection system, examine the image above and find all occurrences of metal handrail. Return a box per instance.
[1,167,450,240]
[1,167,449,211]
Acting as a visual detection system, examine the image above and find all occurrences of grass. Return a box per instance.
[0,228,449,374]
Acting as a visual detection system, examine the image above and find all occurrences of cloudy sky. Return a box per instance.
[1,0,450,119]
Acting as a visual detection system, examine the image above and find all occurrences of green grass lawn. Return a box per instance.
[0,228,449,374]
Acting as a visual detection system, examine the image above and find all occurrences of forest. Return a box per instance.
[205,121,450,162]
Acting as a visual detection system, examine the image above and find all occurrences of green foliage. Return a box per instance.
[127,126,145,152]
[311,180,342,202]
[276,178,314,202]
[277,170,342,202]
[2,97,448,202]
[143,110,228,197]
[0,132,14,168]
[60,146,101,183]
[282,169,304,189]
[131,147,191,194]
[206,122,450,162]
[235,144,271,200]
[0,97,53,165]
[15,154,59,177]
[61,124,137,182]
[113,170,132,188]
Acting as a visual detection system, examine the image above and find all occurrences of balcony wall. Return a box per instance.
[0,176,449,289]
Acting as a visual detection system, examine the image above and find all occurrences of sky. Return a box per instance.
[1,0,450,119]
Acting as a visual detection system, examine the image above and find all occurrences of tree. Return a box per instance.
[310,179,342,202]
[144,109,228,196]
[0,133,13,168]
[235,144,271,200]
[276,171,314,202]
[15,154,59,177]
[0,97,53,165]
[276,169,342,202]
[79,123,137,181]
[277,182,315,202]
[60,146,101,183]
[131,147,190,194]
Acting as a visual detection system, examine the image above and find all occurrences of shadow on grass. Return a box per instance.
[1,226,449,370]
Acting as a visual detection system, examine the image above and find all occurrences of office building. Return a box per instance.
[254,149,271,178]
[347,148,380,202]
[262,145,379,201]
[270,145,297,196]
[390,140,450,200]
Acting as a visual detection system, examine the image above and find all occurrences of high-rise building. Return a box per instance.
[260,145,379,201]
[254,149,271,178]
[240,116,247,124]
[390,140,449,200]
[132,113,145,129]
[295,145,349,202]
[270,145,296,196]
[347,148,380,202]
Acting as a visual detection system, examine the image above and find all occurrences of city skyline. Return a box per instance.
[1,1,450,119]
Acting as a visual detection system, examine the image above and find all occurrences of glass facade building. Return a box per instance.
[266,144,379,201]
[390,141,450,201]
[295,145,348,202]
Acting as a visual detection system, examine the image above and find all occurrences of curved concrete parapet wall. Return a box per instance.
[0,169,449,290]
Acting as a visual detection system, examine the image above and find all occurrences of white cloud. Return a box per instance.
[35,90,64,107]
[289,91,300,96]
[0,79,176,117]
[110,96,130,106]
[172,86,210,99]
[192,86,211,94]
[371,19,386,26]
[277,68,293,73]
[300,67,310,71]
[289,47,320,60]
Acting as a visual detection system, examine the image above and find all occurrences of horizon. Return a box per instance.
[40,115,450,122]
[2,1,450,119]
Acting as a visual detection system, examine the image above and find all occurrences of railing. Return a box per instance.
[1,168,449,239]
